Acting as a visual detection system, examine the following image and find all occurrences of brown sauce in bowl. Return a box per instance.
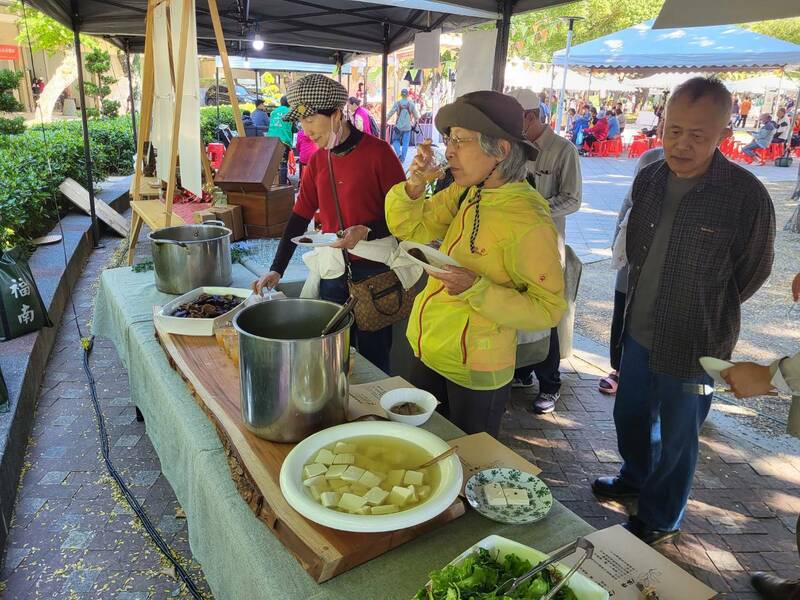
[390,401,425,416]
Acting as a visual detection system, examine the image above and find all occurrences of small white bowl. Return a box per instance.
[379,388,438,426]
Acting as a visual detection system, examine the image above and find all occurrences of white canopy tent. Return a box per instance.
[622,72,707,90]
[505,63,634,92]
[724,75,800,94]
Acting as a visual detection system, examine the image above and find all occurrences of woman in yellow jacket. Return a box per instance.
[386,91,566,437]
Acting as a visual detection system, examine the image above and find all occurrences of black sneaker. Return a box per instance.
[591,476,640,499]
[529,392,559,414]
[750,572,800,600]
[511,374,535,388]
[622,517,680,546]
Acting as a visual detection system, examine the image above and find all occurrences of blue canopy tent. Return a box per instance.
[553,20,800,74]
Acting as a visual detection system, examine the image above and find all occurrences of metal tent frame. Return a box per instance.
[28,0,571,242]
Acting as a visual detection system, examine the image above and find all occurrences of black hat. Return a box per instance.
[435,91,538,160]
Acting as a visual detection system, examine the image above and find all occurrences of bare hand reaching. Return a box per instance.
[252,271,280,295]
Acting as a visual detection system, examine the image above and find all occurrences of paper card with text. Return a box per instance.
[560,525,716,599]
[347,376,414,420]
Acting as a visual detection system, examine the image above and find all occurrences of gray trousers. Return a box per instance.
[408,357,509,438]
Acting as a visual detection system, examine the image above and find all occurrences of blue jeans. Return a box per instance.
[319,261,393,375]
[742,140,763,159]
[391,129,412,163]
[614,334,713,531]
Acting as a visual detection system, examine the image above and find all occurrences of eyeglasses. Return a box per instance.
[442,135,478,149]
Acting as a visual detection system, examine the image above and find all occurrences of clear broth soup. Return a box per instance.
[301,435,442,515]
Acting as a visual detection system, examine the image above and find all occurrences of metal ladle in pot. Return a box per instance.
[321,296,358,336]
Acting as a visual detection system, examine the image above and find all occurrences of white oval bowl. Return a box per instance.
[379,388,438,426]
[279,421,462,532]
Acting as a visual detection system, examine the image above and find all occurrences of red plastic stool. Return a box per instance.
[207,143,225,170]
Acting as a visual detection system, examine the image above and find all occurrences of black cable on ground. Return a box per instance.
[81,337,204,599]
[19,2,204,595]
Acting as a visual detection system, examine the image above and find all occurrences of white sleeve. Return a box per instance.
[771,353,800,395]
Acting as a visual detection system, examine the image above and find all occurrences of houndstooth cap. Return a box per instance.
[283,74,349,122]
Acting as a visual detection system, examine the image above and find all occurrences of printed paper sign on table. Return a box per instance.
[348,376,414,420]
[560,525,717,599]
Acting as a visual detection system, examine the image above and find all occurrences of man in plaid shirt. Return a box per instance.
[592,77,775,545]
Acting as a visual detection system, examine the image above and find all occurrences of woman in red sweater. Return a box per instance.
[252,74,405,373]
[582,109,609,152]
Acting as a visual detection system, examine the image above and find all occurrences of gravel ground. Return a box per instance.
[575,180,800,425]
[236,238,311,272]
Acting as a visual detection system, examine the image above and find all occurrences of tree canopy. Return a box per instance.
[510,0,800,64]
[9,1,98,54]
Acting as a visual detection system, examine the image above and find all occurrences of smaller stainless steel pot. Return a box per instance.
[149,221,233,294]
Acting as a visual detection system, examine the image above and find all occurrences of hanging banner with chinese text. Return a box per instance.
[0,45,20,61]
[0,248,53,341]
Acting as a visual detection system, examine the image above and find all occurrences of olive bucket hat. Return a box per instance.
[283,73,348,122]
[435,90,538,160]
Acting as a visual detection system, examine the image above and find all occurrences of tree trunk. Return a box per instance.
[786,161,800,232]
[38,53,78,123]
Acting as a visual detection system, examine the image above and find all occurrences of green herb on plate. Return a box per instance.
[412,547,577,599]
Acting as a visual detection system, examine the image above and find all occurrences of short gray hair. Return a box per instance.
[668,76,732,125]
[478,134,529,183]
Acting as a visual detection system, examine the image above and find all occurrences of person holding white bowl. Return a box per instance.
[385,90,566,437]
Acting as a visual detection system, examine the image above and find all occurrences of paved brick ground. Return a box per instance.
[502,354,800,600]
[0,233,210,599]
[2,221,798,599]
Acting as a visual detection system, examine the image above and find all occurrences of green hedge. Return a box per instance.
[200,103,256,143]
[0,116,135,249]
[1,106,244,248]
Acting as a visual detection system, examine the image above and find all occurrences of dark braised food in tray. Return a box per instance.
[298,237,314,243]
[408,248,430,265]
[171,293,243,318]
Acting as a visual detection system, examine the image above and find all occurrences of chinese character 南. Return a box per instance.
[9,278,31,299]
[17,304,34,325]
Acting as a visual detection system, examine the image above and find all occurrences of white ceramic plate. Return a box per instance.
[399,240,461,274]
[699,356,734,386]
[279,421,462,533]
[420,535,609,600]
[465,468,553,525]
[155,287,253,336]
[291,232,339,247]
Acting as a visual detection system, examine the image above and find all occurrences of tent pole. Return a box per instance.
[208,0,244,136]
[492,0,513,92]
[381,23,389,139]
[556,17,582,136]
[163,0,191,229]
[125,41,138,148]
[215,67,220,121]
[70,0,100,248]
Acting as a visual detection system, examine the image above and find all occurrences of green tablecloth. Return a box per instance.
[93,265,594,600]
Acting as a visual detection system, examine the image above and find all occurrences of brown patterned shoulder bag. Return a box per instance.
[326,151,418,332]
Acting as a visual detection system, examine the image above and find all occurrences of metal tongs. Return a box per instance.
[496,537,594,600]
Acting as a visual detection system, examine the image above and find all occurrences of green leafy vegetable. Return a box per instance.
[412,548,577,600]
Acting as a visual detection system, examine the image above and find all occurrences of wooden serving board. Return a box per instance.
[154,320,466,583]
